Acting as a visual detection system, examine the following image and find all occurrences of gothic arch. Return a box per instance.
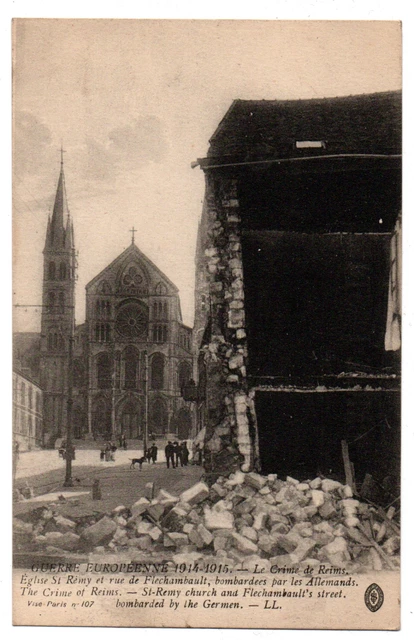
[116,394,143,439]
[123,345,140,389]
[48,261,56,280]
[154,281,168,296]
[92,395,111,438]
[178,360,192,391]
[149,395,168,435]
[96,352,112,389]
[176,407,192,440]
[151,352,165,390]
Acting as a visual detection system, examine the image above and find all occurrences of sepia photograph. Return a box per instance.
[12,18,402,629]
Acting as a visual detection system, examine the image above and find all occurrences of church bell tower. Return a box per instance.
[40,153,76,443]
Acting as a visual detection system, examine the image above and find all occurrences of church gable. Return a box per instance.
[86,244,178,296]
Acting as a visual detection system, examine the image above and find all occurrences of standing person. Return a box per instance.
[165,441,174,468]
[181,441,189,466]
[122,435,127,450]
[150,442,158,464]
[172,441,181,468]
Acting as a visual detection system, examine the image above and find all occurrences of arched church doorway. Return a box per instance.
[120,400,142,439]
[149,396,168,436]
[92,396,111,439]
[176,408,192,440]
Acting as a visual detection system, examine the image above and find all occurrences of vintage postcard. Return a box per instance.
[12,19,401,628]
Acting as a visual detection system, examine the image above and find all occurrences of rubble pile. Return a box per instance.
[14,472,400,572]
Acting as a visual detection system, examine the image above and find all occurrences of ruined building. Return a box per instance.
[192,91,401,494]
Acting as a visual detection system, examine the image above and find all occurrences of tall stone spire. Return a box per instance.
[40,151,77,444]
[45,149,70,250]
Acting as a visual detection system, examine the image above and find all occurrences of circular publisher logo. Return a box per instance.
[364,583,384,612]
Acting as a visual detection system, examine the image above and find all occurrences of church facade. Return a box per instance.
[40,161,194,445]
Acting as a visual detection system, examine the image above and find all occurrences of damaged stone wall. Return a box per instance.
[194,173,259,473]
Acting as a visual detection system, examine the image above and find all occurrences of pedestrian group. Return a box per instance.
[164,440,190,468]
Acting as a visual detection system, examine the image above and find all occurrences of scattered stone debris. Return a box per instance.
[14,473,400,572]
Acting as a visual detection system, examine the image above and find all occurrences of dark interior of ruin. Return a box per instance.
[255,390,400,490]
[238,160,401,490]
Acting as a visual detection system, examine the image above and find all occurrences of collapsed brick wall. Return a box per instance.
[196,173,259,473]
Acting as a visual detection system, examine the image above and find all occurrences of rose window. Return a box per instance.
[115,302,148,338]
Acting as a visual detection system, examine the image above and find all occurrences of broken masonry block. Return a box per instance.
[145,482,155,500]
[231,532,259,555]
[311,490,325,508]
[321,479,343,493]
[179,482,210,506]
[167,532,189,548]
[131,497,150,517]
[203,506,234,531]
[244,472,267,490]
[81,516,117,548]
[318,500,338,520]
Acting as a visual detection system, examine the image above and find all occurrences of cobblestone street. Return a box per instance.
[14,447,204,516]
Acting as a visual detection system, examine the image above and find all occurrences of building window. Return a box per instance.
[47,331,64,351]
[153,301,168,320]
[36,392,41,413]
[47,291,55,312]
[295,140,326,149]
[96,299,111,319]
[155,282,167,295]
[120,265,147,294]
[97,353,112,389]
[20,382,26,406]
[178,361,192,392]
[59,291,65,313]
[153,324,168,343]
[28,386,33,409]
[115,301,148,339]
[151,353,165,390]
[49,261,56,280]
[179,329,191,350]
[59,262,67,280]
[95,323,111,342]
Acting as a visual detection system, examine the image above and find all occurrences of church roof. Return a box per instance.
[85,242,179,293]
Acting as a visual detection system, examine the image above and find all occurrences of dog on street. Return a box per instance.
[129,456,146,470]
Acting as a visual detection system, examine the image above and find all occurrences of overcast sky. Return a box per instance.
[12,20,401,332]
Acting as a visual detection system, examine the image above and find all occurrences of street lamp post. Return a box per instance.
[143,350,149,454]
[64,317,74,487]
